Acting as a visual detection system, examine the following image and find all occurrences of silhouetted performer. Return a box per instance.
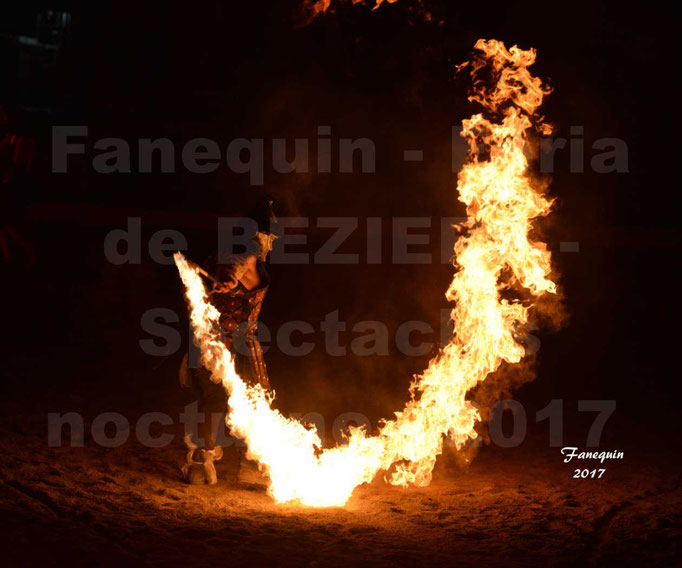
[179,200,278,484]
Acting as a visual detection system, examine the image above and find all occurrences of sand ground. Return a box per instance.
[1,407,679,568]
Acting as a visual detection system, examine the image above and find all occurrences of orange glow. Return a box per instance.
[303,0,397,18]
[174,39,557,507]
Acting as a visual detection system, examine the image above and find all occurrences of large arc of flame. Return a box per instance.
[174,39,557,507]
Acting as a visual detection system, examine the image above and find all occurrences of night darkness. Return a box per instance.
[1,1,680,567]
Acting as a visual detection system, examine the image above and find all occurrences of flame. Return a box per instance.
[372,0,398,10]
[305,0,331,19]
[174,39,557,507]
[303,0,397,19]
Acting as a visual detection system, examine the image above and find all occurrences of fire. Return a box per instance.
[174,39,557,507]
[303,0,397,19]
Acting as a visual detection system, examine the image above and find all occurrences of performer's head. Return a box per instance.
[249,197,279,261]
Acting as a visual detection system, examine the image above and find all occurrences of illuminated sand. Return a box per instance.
[1,430,678,567]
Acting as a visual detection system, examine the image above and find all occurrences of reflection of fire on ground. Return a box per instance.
[1,425,679,567]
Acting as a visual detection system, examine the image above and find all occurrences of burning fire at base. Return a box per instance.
[174,39,557,507]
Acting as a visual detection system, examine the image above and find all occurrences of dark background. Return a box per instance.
[1,0,680,452]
